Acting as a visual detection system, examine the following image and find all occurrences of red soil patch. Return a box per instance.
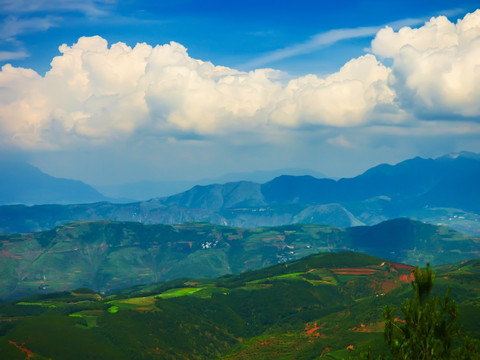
[350,323,374,333]
[305,322,320,335]
[304,322,325,337]
[258,338,274,346]
[394,263,415,270]
[380,279,398,294]
[9,341,35,358]
[399,273,415,284]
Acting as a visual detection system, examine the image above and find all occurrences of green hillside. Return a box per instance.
[1,219,478,300]
[0,252,479,359]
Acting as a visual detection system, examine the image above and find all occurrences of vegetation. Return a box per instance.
[0,252,479,359]
[357,264,480,360]
[1,219,478,300]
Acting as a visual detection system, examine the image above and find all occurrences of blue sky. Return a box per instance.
[4,0,478,74]
[1,0,480,185]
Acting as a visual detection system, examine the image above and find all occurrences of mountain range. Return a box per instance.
[1,218,478,300]
[96,168,325,200]
[1,152,479,235]
[0,161,108,205]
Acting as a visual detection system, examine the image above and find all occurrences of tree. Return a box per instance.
[384,264,462,359]
[355,264,480,360]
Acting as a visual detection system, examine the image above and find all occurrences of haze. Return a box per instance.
[1,0,480,186]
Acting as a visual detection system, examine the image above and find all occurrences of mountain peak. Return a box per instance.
[0,161,107,205]
[438,151,480,161]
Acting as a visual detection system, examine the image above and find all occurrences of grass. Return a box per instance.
[68,313,99,329]
[107,305,119,313]
[16,302,56,308]
[156,287,203,299]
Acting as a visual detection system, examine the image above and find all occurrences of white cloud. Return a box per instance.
[0,49,28,61]
[0,16,59,41]
[0,36,393,149]
[0,0,112,16]
[327,135,353,148]
[245,26,380,69]
[270,54,393,127]
[245,16,434,69]
[372,9,480,118]
[2,9,480,151]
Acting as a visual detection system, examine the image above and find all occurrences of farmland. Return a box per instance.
[1,252,479,359]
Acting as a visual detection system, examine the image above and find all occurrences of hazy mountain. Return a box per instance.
[1,218,478,300]
[261,151,480,211]
[0,152,479,235]
[0,161,108,205]
[160,181,266,210]
[95,180,196,201]
[96,168,325,201]
[197,168,326,185]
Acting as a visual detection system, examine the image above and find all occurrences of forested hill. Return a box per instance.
[1,218,478,300]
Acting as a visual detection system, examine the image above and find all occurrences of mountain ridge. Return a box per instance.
[1,218,478,300]
[0,161,108,205]
[1,152,479,235]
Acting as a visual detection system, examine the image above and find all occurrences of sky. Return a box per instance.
[1,0,480,186]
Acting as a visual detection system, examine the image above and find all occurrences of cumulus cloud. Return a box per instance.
[2,9,480,151]
[372,9,480,119]
[0,35,393,149]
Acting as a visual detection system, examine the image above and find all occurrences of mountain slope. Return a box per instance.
[1,252,479,359]
[1,218,478,300]
[0,161,107,205]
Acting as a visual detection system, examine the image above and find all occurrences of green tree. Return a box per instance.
[355,264,480,360]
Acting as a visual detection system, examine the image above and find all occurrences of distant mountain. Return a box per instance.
[96,168,325,201]
[0,152,479,235]
[197,168,326,185]
[0,161,108,205]
[1,218,478,300]
[262,151,480,211]
[95,180,196,201]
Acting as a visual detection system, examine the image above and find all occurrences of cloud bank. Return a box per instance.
[1,10,480,150]
[372,10,480,119]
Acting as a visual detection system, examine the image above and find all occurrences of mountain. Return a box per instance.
[0,152,479,235]
[96,168,325,201]
[0,161,108,205]
[1,252,479,359]
[261,151,480,211]
[197,168,326,185]
[1,218,478,300]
